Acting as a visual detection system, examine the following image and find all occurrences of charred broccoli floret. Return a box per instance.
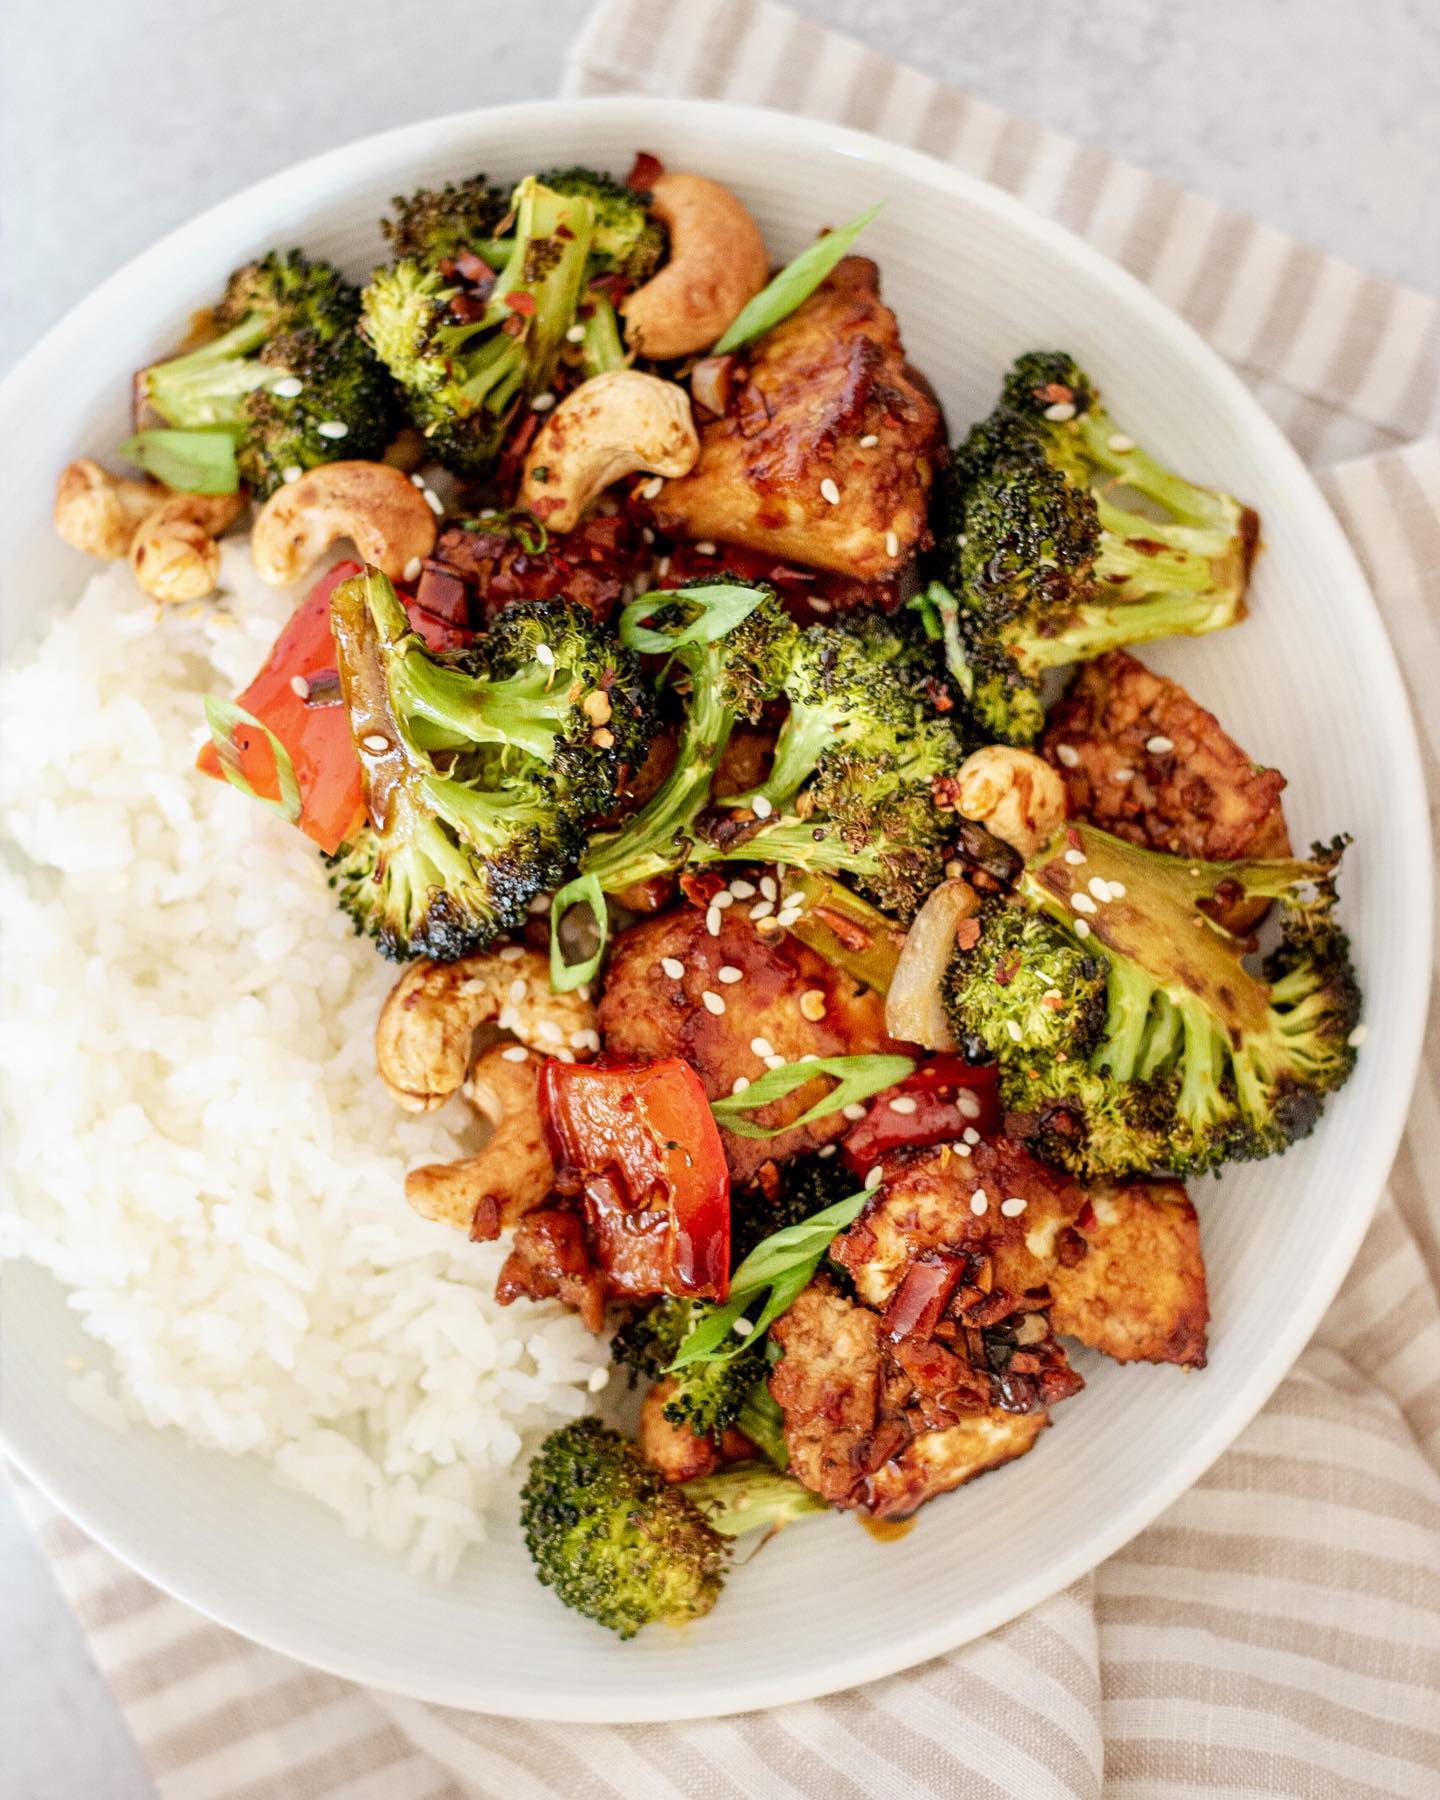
[537,165,666,285]
[136,251,395,497]
[520,1418,823,1638]
[923,351,1258,743]
[380,172,511,265]
[327,568,651,959]
[944,822,1361,1177]
[612,1297,767,1443]
[730,1148,862,1266]
[362,176,595,476]
[582,579,798,892]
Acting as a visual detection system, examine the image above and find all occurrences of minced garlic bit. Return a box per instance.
[799,989,827,1022]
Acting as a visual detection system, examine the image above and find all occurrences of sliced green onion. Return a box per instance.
[619,582,771,655]
[119,428,240,495]
[710,1052,915,1139]
[549,871,608,993]
[202,696,302,824]
[668,1186,872,1371]
[713,203,883,354]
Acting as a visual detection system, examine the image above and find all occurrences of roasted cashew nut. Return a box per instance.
[375,946,597,1114]
[250,460,437,588]
[953,746,1067,858]
[130,493,245,603]
[619,173,770,360]
[54,460,165,559]
[406,1045,556,1238]
[519,370,699,532]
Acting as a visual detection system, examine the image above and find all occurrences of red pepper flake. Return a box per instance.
[954,917,982,952]
[679,869,726,908]
[504,291,537,316]
[1036,382,1074,405]
[1066,826,1083,850]
[626,150,664,192]
[555,222,575,241]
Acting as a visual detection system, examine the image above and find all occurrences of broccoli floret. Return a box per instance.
[362,176,596,477]
[612,1296,767,1443]
[538,165,666,285]
[924,351,1258,743]
[380,173,511,265]
[583,579,798,892]
[137,251,395,498]
[836,608,970,722]
[520,1419,823,1637]
[945,822,1362,1177]
[327,568,651,959]
[730,1148,860,1265]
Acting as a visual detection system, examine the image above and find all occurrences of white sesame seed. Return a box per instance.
[403,556,423,583]
[317,420,349,439]
[713,890,735,909]
[957,1093,982,1122]
[842,1102,867,1122]
[640,476,664,500]
[1108,433,1135,453]
[282,465,302,485]
[587,1366,610,1392]
[1348,1024,1369,1047]
[498,944,524,962]
[885,529,900,558]
[530,392,556,412]
[956,1142,972,1157]
[970,1189,989,1215]
[749,900,775,921]
[702,990,726,1015]
[760,876,778,900]
[1109,881,1126,898]
[1190,867,1202,877]
[706,906,723,937]
[765,1053,787,1071]
[820,477,841,505]
[661,957,684,979]
[777,907,803,929]
[361,733,390,753]
[810,597,833,614]
[1006,1019,1023,1042]
[962,1125,980,1144]
[956,533,968,547]
[732,1317,754,1337]
[1111,767,1134,783]
[536,1020,563,1044]
[1071,891,1098,915]
[1043,401,1076,421]
[750,1036,775,1059]
[565,323,587,343]
[888,1095,919,1115]
[289,674,310,699]
[501,1044,529,1063]
[1145,734,1174,754]
[534,643,555,666]
[411,473,427,487]
[1088,876,1113,903]
[529,892,552,914]
[1074,918,1092,938]
[423,487,444,515]
[752,794,774,820]
[865,1165,884,1189]
[718,965,743,984]
[859,433,879,448]
[729,879,756,898]
[271,375,304,398]
[1055,743,1080,768]
[818,1143,838,1158]
[1064,848,1087,866]
[508,978,527,1003]
[1000,1197,1027,1217]
[731,1075,751,1094]
[694,540,717,555]
[641,527,655,544]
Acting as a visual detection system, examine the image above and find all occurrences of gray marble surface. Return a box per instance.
[1,2,1435,1795]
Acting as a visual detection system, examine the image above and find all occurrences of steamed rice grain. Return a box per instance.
[0,546,607,1577]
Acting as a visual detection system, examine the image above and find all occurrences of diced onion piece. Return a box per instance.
[884,879,980,1050]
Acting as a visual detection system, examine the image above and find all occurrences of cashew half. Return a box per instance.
[406,1045,557,1238]
[520,370,698,532]
[620,173,770,360]
[250,461,437,588]
[954,747,1068,858]
[376,946,597,1114]
[130,493,245,603]
[54,460,164,559]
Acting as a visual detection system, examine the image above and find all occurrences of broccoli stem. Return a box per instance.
[581,293,628,378]
[693,818,884,888]
[143,311,276,428]
[1074,410,1239,533]
[1018,587,1244,673]
[680,1464,827,1537]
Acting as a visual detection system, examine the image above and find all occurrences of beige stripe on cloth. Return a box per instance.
[9,3,1440,1794]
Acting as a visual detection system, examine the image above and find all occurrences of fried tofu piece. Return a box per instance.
[769,1278,1057,1518]
[649,258,942,578]
[1042,650,1290,934]
[1048,1179,1209,1367]
[597,902,895,1185]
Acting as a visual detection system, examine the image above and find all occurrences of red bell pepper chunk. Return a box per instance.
[196,561,471,855]
[539,1057,731,1301]
[842,1056,1001,1171]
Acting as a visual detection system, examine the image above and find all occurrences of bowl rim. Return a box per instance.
[1,93,1431,1722]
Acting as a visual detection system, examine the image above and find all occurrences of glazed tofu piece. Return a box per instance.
[1047,1179,1209,1367]
[1041,650,1290,934]
[597,900,895,1186]
[649,258,942,579]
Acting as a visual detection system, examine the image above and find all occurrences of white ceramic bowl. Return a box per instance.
[0,98,1429,1722]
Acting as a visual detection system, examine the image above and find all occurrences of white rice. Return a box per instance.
[0,545,606,1578]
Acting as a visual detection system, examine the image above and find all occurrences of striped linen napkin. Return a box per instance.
[12,1,1440,1793]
